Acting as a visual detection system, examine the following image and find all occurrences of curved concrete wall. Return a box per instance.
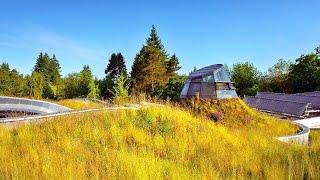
[0,96,71,115]
[277,123,310,145]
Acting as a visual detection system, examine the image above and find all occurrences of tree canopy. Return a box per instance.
[105,53,127,82]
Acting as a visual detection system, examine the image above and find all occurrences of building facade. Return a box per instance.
[180,64,238,99]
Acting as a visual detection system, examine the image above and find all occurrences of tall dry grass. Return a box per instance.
[0,100,319,179]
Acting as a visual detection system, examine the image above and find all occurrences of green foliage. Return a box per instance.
[98,76,115,99]
[0,62,24,96]
[63,66,99,99]
[87,78,99,98]
[288,53,320,93]
[135,110,155,131]
[259,59,292,93]
[33,52,62,98]
[131,26,179,95]
[62,73,82,98]
[166,54,181,77]
[131,45,168,93]
[24,71,45,99]
[155,75,187,100]
[42,82,57,99]
[230,62,260,97]
[105,53,127,82]
[112,74,129,102]
[157,118,173,136]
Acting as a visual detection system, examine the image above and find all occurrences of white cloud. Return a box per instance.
[0,24,106,77]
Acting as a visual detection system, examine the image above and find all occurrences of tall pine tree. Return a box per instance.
[131,26,169,94]
[48,54,62,85]
[105,53,127,82]
[166,54,181,77]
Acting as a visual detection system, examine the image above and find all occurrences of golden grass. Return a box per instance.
[56,99,105,110]
[0,100,319,179]
[180,98,299,136]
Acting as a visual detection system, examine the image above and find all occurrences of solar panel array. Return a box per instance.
[244,96,308,117]
[256,92,320,109]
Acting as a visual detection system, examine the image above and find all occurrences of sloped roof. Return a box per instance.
[188,64,223,79]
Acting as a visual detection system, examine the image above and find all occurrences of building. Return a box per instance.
[180,64,238,99]
[245,92,320,118]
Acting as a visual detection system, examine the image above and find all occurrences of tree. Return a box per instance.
[166,54,181,77]
[33,52,62,99]
[267,59,291,92]
[146,25,168,57]
[112,73,129,102]
[131,45,168,93]
[0,63,24,96]
[230,62,260,97]
[48,54,62,85]
[287,53,320,93]
[131,26,169,94]
[315,46,320,55]
[63,73,82,98]
[105,53,127,82]
[99,76,115,100]
[24,72,44,99]
[161,75,187,100]
[34,52,50,80]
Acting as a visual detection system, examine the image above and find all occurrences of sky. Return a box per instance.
[1,0,320,78]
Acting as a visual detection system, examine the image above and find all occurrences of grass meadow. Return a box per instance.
[0,99,319,179]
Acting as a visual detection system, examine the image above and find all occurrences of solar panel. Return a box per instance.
[256,92,320,109]
[244,96,308,117]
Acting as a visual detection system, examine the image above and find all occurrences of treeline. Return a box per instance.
[229,46,320,97]
[1,26,320,100]
[0,26,186,101]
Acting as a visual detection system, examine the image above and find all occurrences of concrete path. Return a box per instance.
[294,117,320,130]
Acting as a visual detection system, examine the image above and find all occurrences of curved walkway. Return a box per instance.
[277,122,310,145]
[0,96,71,114]
[294,117,320,130]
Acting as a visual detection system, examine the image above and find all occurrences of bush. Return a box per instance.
[211,111,223,122]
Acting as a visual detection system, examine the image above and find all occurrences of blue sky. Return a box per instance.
[1,0,320,78]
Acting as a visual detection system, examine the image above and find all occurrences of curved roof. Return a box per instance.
[188,64,223,79]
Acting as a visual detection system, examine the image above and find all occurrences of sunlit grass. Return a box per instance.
[56,99,105,110]
[0,100,319,179]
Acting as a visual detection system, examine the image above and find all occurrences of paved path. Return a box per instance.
[294,117,320,130]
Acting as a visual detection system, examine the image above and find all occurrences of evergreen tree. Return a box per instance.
[112,73,129,102]
[105,53,127,82]
[48,54,62,85]
[34,52,61,85]
[99,75,115,99]
[34,52,50,80]
[146,25,168,57]
[131,26,169,94]
[131,45,167,93]
[166,54,181,77]
[79,65,99,98]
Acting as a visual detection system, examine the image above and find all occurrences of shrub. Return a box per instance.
[211,111,223,122]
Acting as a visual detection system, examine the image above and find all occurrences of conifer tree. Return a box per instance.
[131,26,169,94]
[166,54,181,77]
[48,54,62,85]
[34,52,50,79]
[105,53,127,82]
